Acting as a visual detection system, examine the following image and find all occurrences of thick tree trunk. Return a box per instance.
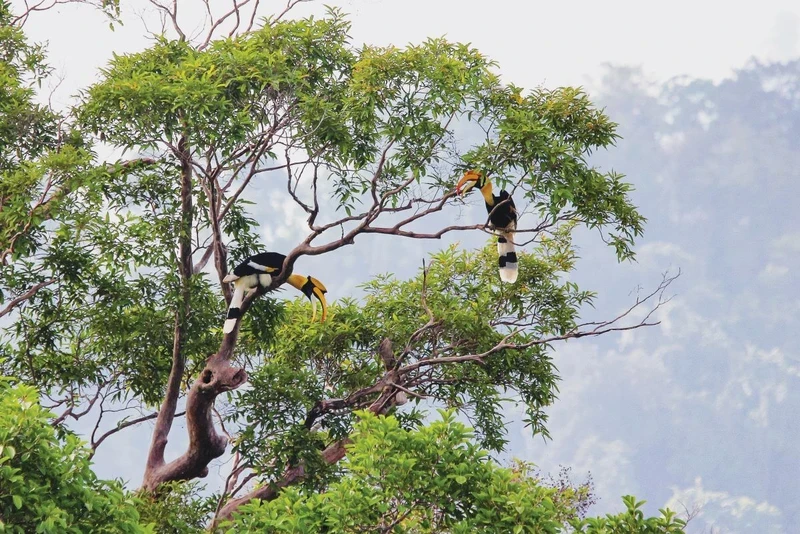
[142,136,194,486]
[142,351,247,489]
[141,137,248,491]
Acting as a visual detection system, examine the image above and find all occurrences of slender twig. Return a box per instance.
[197,0,253,50]
[0,280,55,318]
[91,410,187,454]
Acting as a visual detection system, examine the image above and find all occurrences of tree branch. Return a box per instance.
[214,338,403,525]
[12,0,113,27]
[140,141,249,488]
[143,135,194,485]
[91,410,186,455]
[399,271,678,376]
[0,279,55,319]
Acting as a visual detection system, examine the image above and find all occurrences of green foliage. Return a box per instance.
[0,377,145,533]
[135,481,217,534]
[230,239,590,492]
[0,1,91,265]
[3,5,645,415]
[1,4,208,406]
[79,8,642,261]
[0,1,57,172]
[79,11,356,156]
[234,358,333,489]
[0,4,662,531]
[570,495,687,533]
[2,196,225,405]
[254,232,584,435]
[492,86,644,261]
[224,412,683,533]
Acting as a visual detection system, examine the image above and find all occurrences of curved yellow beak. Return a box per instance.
[308,277,328,323]
[456,170,481,196]
[287,274,329,322]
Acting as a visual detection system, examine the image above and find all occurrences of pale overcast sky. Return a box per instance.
[22,0,800,104]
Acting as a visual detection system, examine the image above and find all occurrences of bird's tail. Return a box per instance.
[497,230,518,283]
[223,283,245,334]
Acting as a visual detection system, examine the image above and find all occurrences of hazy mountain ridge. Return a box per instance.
[515,61,800,534]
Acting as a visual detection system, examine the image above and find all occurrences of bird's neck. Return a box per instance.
[479,181,495,205]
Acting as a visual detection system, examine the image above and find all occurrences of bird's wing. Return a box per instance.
[248,261,278,272]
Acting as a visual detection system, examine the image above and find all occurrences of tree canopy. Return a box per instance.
[0,0,680,531]
[0,377,144,533]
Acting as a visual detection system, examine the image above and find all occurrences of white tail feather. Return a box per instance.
[498,230,518,283]
[223,284,245,334]
[497,231,515,255]
[499,265,517,283]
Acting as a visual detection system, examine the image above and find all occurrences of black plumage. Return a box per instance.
[456,170,519,283]
[222,252,328,333]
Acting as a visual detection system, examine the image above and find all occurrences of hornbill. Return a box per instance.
[222,252,328,334]
[456,170,518,283]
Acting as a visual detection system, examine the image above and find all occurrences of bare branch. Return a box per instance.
[0,279,55,319]
[285,151,314,214]
[271,0,311,24]
[91,410,186,455]
[192,245,215,275]
[197,0,253,50]
[399,272,678,376]
[50,383,104,427]
[12,0,112,27]
[577,270,679,332]
[244,0,261,32]
[212,406,248,520]
[147,0,186,40]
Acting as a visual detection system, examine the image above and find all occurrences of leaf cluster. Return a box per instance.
[79,10,355,155]
[0,1,58,171]
[569,495,686,533]
[135,481,217,534]
[0,376,145,533]
[231,236,593,486]
[225,411,684,533]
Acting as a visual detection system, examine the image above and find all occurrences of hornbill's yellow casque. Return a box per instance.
[222,252,328,333]
[456,170,518,283]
